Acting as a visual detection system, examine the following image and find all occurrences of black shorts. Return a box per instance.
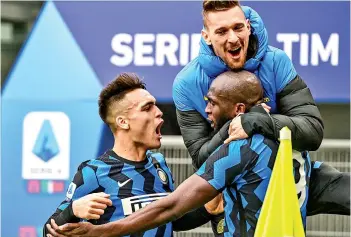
[307,161,350,216]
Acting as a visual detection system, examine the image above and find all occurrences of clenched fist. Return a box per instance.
[72,192,112,220]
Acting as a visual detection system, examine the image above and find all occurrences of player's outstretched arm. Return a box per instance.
[48,175,219,237]
[172,205,213,231]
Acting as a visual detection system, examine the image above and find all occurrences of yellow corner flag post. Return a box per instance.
[254,127,305,237]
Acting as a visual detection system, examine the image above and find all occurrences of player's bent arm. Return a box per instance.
[241,75,324,151]
[241,49,323,151]
[43,162,105,235]
[176,109,230,169]
[100,175,219,237]
[273,75,323,150]
[43,202,80,236]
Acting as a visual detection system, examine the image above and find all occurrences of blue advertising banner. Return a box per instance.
[54,0,349,103]
[1,1,350,236]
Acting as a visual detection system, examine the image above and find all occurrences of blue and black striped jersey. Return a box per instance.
[56,150,175,237]
[196,134,311,237]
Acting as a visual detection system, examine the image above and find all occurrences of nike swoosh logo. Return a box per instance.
[118,179,132,187]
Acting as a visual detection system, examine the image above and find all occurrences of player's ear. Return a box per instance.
[246,19,251,36]
[116,115,129,130]
[202,28,211,45]
[234,103,246,115]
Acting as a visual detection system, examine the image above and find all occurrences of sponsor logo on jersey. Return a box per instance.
[121,193,169,216]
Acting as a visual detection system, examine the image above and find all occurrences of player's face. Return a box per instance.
[202,6,251,70]
[126,89,164,150]
[204,92,232,130]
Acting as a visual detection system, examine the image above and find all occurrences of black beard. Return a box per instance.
[214,115,232,132]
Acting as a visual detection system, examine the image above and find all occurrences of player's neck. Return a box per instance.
[112,135,147,162]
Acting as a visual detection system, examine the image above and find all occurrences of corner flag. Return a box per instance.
[254,127,305,237]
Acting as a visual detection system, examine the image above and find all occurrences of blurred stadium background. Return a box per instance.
[1,1,350,237]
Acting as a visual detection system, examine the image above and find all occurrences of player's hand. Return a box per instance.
[260,103,271,113]
[224,116,248,144]
[223,103,271,144]
[47,219,103,237]
[205,194,224,215]
[72,192,112,219]
[46,219,67,237]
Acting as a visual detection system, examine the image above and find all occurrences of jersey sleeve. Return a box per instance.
[66,160,101,201]
[195,140,248,192]
[43,160,100,234]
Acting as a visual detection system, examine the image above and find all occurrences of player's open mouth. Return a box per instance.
[156,121,164,137]
[228,47,241,57]
[207,118,215,128]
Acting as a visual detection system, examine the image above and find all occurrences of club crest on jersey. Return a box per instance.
[217,218,225,234]
[157,168,168,184]
[263,97,270,103]
[65,182,76,201]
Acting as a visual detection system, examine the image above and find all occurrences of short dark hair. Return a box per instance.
[210,70,263,111]
[98,72,146,127]
[202,0,241,28]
